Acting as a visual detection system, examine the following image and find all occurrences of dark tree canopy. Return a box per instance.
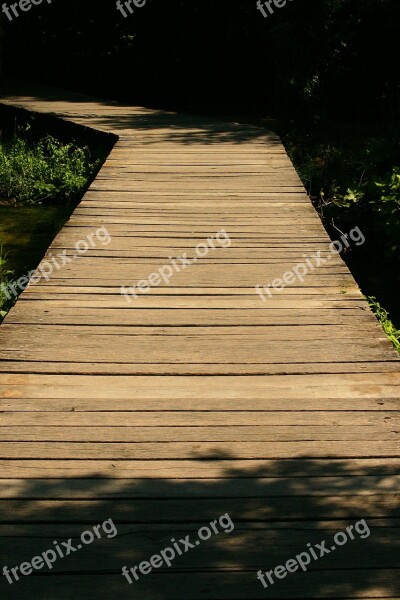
[2,0,400,119]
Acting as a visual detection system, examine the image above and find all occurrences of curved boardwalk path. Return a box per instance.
[0,84,399,599]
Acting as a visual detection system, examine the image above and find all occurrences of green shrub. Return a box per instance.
[332,166,400,209]
[0,127,99,205]
[331,167,400,259]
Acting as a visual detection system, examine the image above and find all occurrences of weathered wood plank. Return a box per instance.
[0,411,398,426]
[0,425,398,442]
[0,458,399,478]
[2,571,399,600]
[0,441,399,459]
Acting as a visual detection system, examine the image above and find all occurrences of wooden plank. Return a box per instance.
[1,323,384,341]
[0,372,399,396]
[0,360,388,375]
[9,272,355,287]
[2,475,400,497]
[1,458,399,478]
[0,425,397,442]
[20,289,363,300]
[0,328,394,365]
[0,441,399,459]
[2,571,399,600]
[0,457,400,478]
[0,362,398,375]
[1,397,398,412]
[0,496,398,521]
[0,524,398,571]
[6,307,379,327]
[1,411,398,426]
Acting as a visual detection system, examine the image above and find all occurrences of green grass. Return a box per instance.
[0,126,100,205]
[368,296,400,354]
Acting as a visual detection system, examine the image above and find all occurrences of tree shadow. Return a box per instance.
[0,79,280,145]
[88,110,280,146]
[0,454,398,599]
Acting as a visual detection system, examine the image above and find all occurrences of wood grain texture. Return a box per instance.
[0,83,399,600]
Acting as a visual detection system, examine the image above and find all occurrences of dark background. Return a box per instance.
[1,0,399,120]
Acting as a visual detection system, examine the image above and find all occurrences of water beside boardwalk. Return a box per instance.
[0,204,70,288]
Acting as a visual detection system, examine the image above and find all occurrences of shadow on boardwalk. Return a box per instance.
[91,110,279,146]
[0,456,398,599]
[0,80,278,145]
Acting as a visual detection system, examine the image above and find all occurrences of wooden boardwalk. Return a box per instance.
[0,85,399,599]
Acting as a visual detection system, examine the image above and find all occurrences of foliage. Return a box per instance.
[0,127,99,205]
[283,119,400,258]
[373,167,400,209]
[283,122,400,333]
[368,296,400,353]
[331,167,400,259]
[333,167,400,210]
[371,168,400,252]
[333,187,365,209]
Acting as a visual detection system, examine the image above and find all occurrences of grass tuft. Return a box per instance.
[0,125,99,205]
[368,296,400,353]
